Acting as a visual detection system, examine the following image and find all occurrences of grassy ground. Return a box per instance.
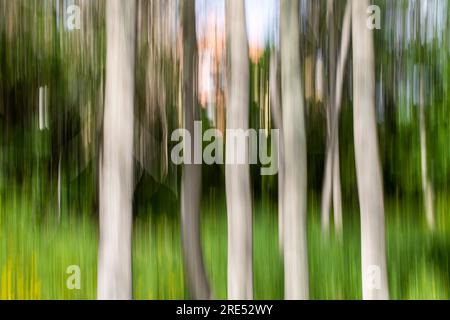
[1,188,450,300]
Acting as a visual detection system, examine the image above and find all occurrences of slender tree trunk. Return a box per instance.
[321,0,350,235]
[180,0,211,300]
[332,128,342,233]
[320,134,333,233]
[419,67,435,231]
[280,0,309,300]
[269,50,284,251]
[352,0,389,300]
[225,0,253,300]
[331,0,351,235]
[97,0,136,300]
[321,0,337,234]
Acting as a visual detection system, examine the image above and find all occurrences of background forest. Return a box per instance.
[1,0,450,300]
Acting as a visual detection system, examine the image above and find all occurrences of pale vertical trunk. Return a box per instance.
[269,51,284,251]
[320,112,333,234]
[97,0,136,300]
[352,0,389,300]
[321,0,350,235]
[419,67,435,231]
[180,0,211,300]
[321,0,336,234]
[331,0,351,235]
[332,130,342,234]
[225,0,253,300]
[280,0,309,300]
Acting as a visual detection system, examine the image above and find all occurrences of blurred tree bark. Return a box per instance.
[331,1,351,236]
[352,0,389,300]
[418,2,435,231]
[269,50,284,251]
[321,0,337,234]
[180,0,212,300]
[419,66,435,231]
[225,0,253,300]
[280,0,309,300]
[97,0,136,300]
[321,0,351,235]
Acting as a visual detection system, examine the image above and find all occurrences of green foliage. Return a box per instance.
[1,189,450,299]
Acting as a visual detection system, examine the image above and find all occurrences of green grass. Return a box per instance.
[1,189,450,300]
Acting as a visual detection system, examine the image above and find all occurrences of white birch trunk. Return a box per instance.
[321,0,336,234]
[331,0,351,235]
[332,130,343,234]
[352,0,389,300]
[419,68,435,231]
[321,0,351,235]
[269,50,285,251]
[97,0,136,300]
[320,138,333,233]
[280,0,309,300]
[225,0,253,300]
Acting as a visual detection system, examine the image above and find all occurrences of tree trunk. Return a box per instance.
[321,0,350,235]
[352,0,389,300]
[180,0,212,300]
[225,0,253,300]
[269,50,284,251]
[419,67,435,231]
[331,0,351,235]
[280,0,309,300]
[332,128,342,234]
[321,0,337,234]
[97,0,136,300]
[320,133,333,233]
